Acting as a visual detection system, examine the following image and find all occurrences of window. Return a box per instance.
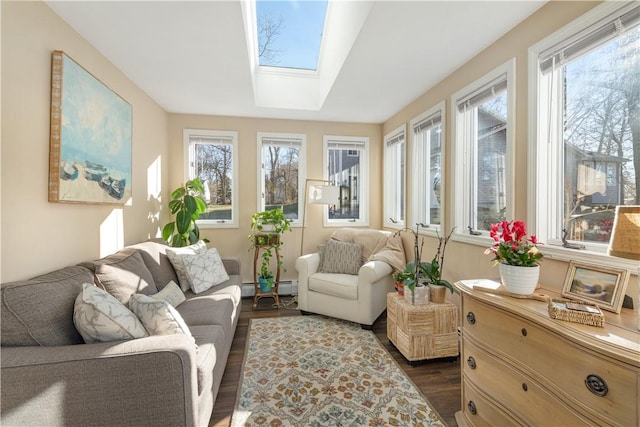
[324,135,370,226]
[257,132,306,226]
[530,2,638,265]
[183,129,238,228]
[410,101,445,234]
[452,59,516,242]
[383,126,406,229]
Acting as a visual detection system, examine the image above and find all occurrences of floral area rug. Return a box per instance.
[231,315,446,427]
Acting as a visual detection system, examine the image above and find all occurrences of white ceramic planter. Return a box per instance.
[499,263,540,295]
[404,286,430,305]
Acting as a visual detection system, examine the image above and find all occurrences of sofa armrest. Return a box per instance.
[1,335,198,427]
[222,257,241,275]
[358,260,393,284]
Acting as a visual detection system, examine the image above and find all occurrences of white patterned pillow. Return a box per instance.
[166,240,208,292]
[320,240,363,274]
[73,283,148,343]
[150,280,186,307]
[129,294,192,337]
[179,248,229,294]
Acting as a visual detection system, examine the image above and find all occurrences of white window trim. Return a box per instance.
[183,129,239,229]
[323,135,370,227]
[527,1,640,272]
[383,125,406,230]
[451,58,516,247]
[256,132,307,228]
[409,100,446,238]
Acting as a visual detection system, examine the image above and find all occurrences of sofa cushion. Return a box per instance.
[166,241,208,292]
[126,240,179,289]
[309,273,359,300]
[1,266,92,346]
[179,248,229,294]
[95,251,158,305]
[151,281,186,307]
[190,325,225,396]
[320,240,362,275]
[74,283,148,343]
[129,294,192,337]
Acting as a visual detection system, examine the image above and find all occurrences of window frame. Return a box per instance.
[383,125,406,230]
[323,135,370,227]
[256,132,306,228]
[451,58,516,246]
[409,101,446,237]
[527,1,639,271]
[183,128,239,229]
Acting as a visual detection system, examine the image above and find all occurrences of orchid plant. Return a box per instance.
[484,220,543,267]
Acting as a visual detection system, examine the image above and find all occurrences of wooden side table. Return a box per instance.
[252,234,280,309]
[386,292,459,363]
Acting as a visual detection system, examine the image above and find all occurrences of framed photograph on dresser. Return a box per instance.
[562,261,630,313]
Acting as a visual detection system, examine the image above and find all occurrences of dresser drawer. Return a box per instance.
[463,338,593,426]
[461,378,521,426]
[462,296,638,426]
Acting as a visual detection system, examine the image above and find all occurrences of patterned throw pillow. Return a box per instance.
[150,280,186,307]
[320,240,363,275]
[73,283,148,343]
[129,294,192,337]
[179,248,230,294]
[166,241,208,292]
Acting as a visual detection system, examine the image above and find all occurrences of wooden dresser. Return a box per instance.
[454,280,640,427]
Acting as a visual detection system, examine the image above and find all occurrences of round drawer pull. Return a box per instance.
[466,311,476,325]
[585,374,608,397]
[521,328,528,336]
[468,400,477,415]
[467,356,476,369]
[522,383,528,392]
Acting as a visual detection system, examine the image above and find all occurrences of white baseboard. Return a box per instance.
[242,280,298,297]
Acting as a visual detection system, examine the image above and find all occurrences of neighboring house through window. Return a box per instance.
[324,135,370,226]
[529,2,639,265]
[257,132,306,226]
[383,125,406,229]
[183,129,239,228]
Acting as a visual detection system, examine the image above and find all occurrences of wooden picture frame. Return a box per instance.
[562,261,630,313]
[49,50,132,205]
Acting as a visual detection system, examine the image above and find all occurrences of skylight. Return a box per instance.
[256,0,328,71]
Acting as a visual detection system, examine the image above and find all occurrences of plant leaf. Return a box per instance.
[171,187,186,200]
[184,195,197,215]
[176,210,191,235]
[161,223,175,242]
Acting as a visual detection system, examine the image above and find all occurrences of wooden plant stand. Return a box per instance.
[252,234,280,309]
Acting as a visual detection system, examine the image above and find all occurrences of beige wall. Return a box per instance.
[384,0,637,305]
[168,114,382,282]
[1,1,170,281]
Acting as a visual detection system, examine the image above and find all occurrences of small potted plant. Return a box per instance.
[392,270,412,296]
[484,220,543,295]
[248,207,292,290]
[423,227,458,303]
[258,250,275,292]
[162,178,209,247]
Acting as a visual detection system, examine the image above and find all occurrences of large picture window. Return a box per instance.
[452,59,515,242]
[410,101,445,234]
[530,2,638,260]
[324,135,370,226]
[383,126,405,229]
[183,129,238,228]
[257,132,305,226]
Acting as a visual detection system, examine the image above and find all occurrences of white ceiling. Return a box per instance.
[46,0,546,124]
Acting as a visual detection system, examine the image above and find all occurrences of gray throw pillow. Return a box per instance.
[95,251,158,305]
[320,240,363,274]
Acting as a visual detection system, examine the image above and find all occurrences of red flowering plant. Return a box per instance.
[484,220,543,267]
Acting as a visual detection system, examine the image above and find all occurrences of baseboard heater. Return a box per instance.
[241,280,298,297]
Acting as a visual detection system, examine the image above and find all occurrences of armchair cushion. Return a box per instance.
[319,240,362,274]
[309,273,358,300]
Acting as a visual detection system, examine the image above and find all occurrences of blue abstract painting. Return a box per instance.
[49,51,132,204]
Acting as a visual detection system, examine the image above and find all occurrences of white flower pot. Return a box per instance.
[404,286,430,305]
[499,263,540,295]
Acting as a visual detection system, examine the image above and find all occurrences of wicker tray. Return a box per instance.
[548,299,605,327]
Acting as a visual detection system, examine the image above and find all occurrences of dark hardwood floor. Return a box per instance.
[209,296,461,426]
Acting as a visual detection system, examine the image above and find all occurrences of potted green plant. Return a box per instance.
[423,227,458,303]
[248,208,292,290]
[392,270,412,296]
[258,250,275,292]
[162,178,209,247]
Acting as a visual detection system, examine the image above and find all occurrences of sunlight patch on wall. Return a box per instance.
[100,209,124,258]
[147,156,162,239]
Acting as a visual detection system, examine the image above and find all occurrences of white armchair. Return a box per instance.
[295,229,405,328]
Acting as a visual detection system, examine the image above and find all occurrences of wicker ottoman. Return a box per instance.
[386,292,459,363]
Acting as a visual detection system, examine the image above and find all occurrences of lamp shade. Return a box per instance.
[308,185,339,205]
[608,205,640,260]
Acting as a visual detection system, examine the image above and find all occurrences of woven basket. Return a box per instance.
[548,299,605,327]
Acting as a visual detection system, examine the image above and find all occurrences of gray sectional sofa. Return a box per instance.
[0,240,242,427]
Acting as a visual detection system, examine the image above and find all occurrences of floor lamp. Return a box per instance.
[300,179,340,256]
